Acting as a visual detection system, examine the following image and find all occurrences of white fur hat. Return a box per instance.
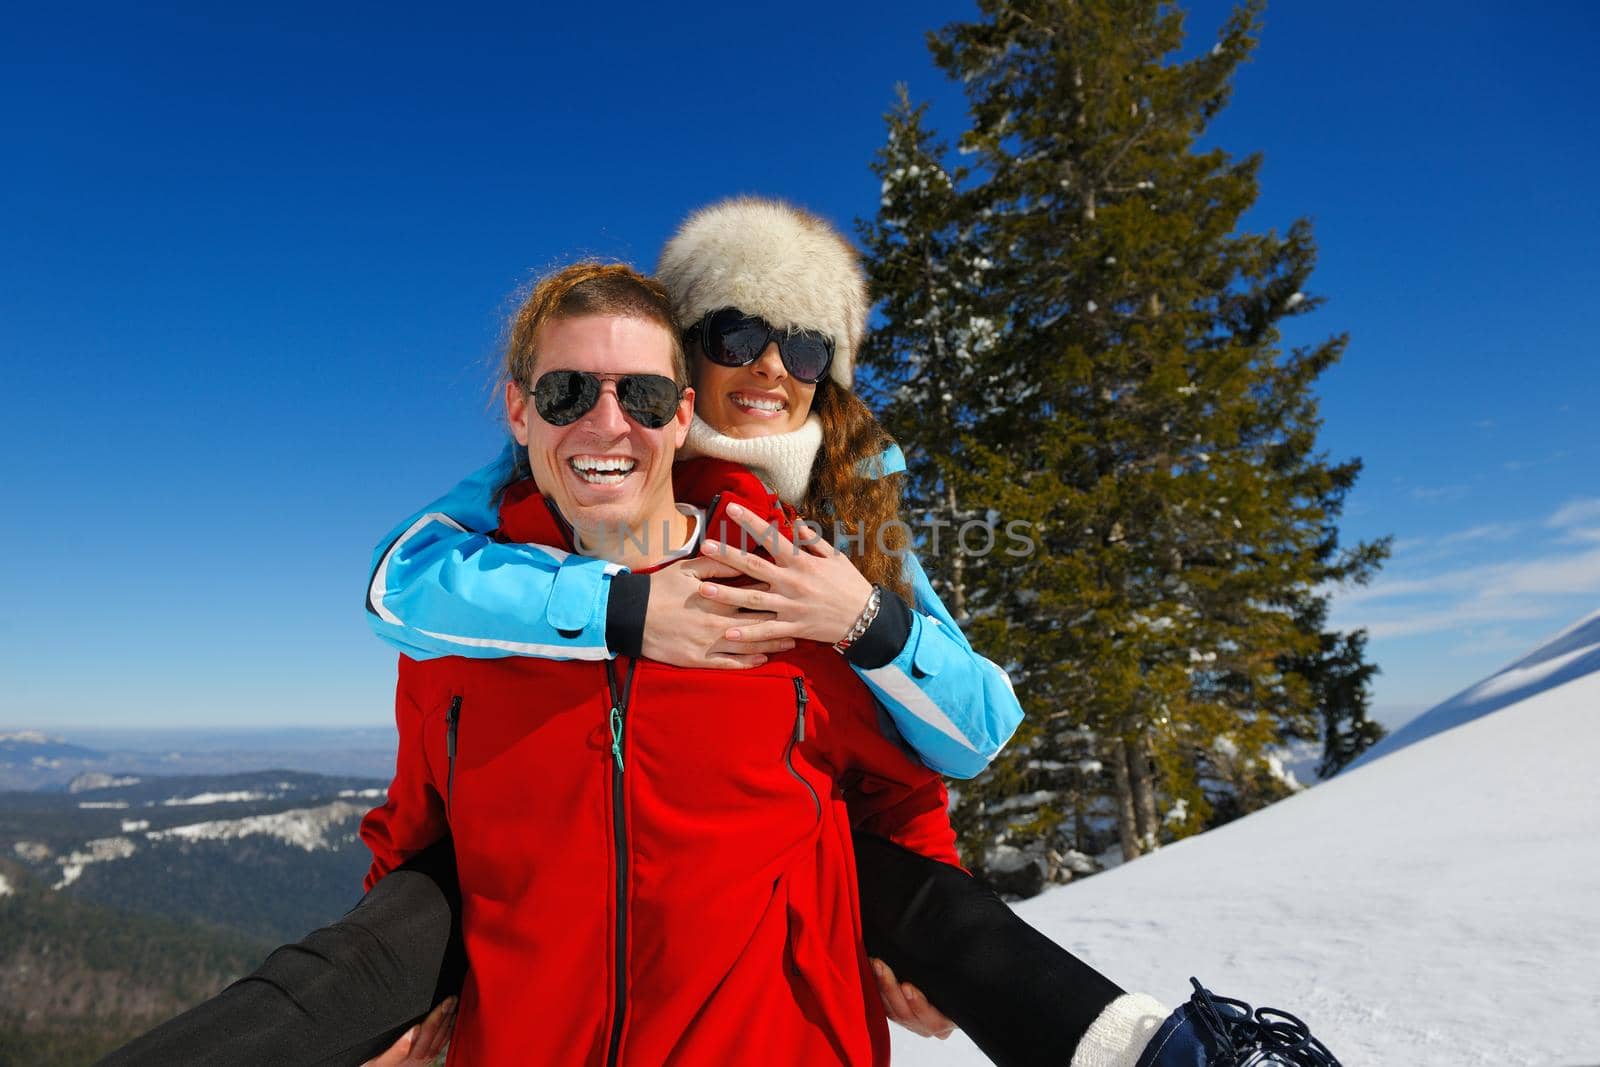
[655,196,868,387]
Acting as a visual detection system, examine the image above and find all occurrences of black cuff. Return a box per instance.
[605,573,650,658]
[845,586,912,669]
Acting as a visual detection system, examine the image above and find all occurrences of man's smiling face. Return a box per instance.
[507,314,692,553]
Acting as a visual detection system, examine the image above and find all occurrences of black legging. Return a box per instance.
[98,833,1121,1067]
[855,833,1121,1065]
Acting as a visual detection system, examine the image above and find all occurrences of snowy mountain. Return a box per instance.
[893,609,1600,1067]
[0,732,106,785]
[0,770,387,942]
[0,768,394,1062]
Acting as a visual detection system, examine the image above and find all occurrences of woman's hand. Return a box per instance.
[697,502,876,647]
[640,555,796,669]
[872,959,957,1040]
[360,995,457,1065]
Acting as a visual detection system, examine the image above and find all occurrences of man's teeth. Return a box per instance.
[570,457,635,484]
[734,394,786,412]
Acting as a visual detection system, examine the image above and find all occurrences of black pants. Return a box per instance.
[98,834,1121,1067]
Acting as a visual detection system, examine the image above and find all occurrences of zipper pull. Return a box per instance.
[446,696,462,759]
[609,704,625,773]
[792,677,807,743]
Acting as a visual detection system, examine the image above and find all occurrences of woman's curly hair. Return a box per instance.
[802,380,912,602]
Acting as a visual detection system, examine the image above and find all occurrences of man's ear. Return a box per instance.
[673,386,694,449]
[506,380,531,446]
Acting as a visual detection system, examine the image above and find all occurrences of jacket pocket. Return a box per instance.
[444,694,462,819]
[784,677,821,824]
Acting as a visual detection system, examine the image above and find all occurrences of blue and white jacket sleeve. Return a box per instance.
[365,441,648,661]
[840,551,1023,779]
[835,448,1024,779]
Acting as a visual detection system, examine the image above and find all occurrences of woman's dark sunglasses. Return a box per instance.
[530,370,685,429]
[686,308,834,384]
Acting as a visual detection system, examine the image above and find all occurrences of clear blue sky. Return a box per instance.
[3,2,1596,731]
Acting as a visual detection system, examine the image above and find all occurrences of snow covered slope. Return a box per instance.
[1347,606,1600,771]
[893,615,1600,1066]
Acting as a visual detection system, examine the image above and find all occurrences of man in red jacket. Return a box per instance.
[360,262,959,1066]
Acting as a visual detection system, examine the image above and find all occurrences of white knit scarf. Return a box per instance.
[677,414,823,506]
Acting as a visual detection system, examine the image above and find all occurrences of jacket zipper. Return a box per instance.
[445,695,462,817]
[604,658,638,1067]
[785,677,821,822]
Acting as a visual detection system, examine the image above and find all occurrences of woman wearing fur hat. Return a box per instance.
[367,196,1021,785]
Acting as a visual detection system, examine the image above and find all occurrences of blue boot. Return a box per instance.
[1134,978,1341,1067]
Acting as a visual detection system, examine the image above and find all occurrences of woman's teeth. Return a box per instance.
[570,457,635,485]
[733,394,786,413]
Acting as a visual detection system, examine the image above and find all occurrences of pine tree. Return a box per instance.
[1282,596,1387,778]
[859,86,997,624]
[858,0,1388,881]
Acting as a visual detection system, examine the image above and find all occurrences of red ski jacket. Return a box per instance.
[360,459,960,1066]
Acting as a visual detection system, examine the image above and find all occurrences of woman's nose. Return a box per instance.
[751,342,787,380]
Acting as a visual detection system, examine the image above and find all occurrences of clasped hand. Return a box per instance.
[696,502,875,648]
[640,502,874,668]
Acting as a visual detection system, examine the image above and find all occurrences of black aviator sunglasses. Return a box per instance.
[529,370,685,429]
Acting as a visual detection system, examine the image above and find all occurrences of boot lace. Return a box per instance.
[1185,977,1342,1067]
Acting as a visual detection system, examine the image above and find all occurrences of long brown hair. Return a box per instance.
[802,380,912,602]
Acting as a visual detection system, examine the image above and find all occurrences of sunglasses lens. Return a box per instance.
[533,371,679,429]
[616,374,682,429]
[706,310,770,366]
[704,309,833,384]
[532,370,599,426]
[779,333,832,383]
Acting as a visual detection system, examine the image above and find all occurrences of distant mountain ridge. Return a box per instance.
[0,731,104,771]
[0,728,398,791]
